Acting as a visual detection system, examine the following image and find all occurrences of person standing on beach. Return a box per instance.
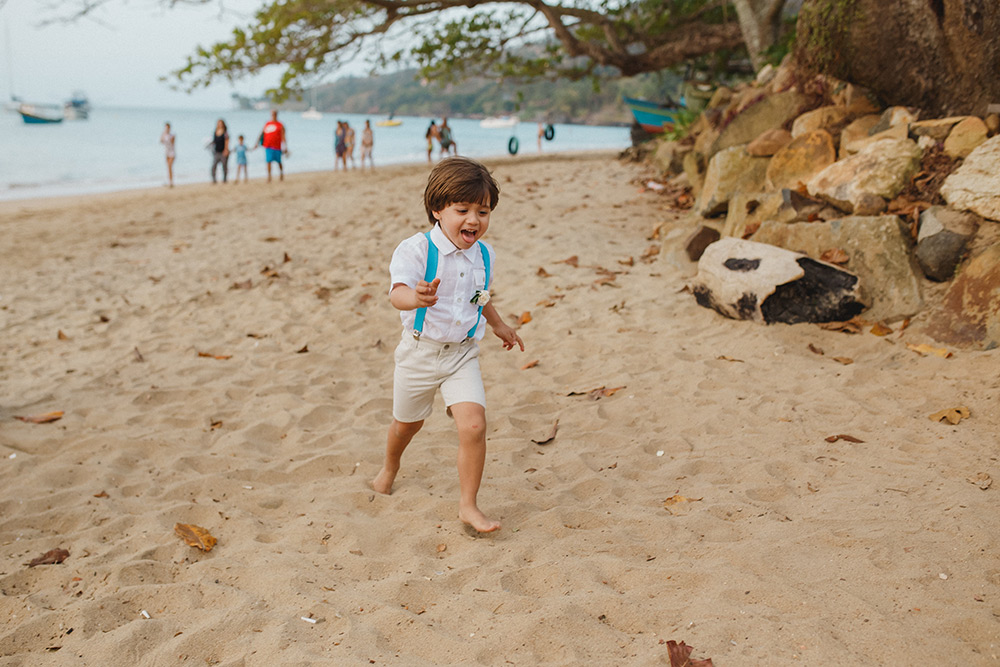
[160,122,176,187]
[439,118,457,157]
[360,120,374,170]
[345,122,356,169]
[334,121,347,171]
[426,120,440,163]
[211,119,230,183]
[260,110,287,182]
[233,135,250,183]
[374,157,524,533]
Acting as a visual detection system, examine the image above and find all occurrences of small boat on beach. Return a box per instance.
[17,103,64,124]
[480,115,518,129]
[623,96,680,134]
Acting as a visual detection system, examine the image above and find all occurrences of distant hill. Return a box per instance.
[295,69,686,125]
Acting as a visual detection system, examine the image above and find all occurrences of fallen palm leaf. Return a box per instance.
[197,352,232,360]
[531,420,559,445]
[825,434,865,443]
[870,322,893,336]
[928,406,970,425]
[14,411,64,424]
[520,359,539,370]
[26,548,70,567]
[907,343,952,358]
[174,523,217,551]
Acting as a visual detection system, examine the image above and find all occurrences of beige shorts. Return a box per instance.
[393,333,485,423]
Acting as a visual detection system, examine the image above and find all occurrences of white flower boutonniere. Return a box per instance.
[471,290,490,306]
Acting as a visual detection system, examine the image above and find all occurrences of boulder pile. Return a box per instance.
[650,60,1000,350]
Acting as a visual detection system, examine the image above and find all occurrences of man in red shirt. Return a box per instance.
[260,110,288,182]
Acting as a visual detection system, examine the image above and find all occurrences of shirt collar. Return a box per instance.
[430,223,478,260]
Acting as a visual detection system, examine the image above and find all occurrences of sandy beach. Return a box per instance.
[1,152,998,665]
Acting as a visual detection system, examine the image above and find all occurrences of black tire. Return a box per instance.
[544,124,555,141]
[508,136,519,155]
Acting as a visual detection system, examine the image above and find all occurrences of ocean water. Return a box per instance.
[0,107,630,201]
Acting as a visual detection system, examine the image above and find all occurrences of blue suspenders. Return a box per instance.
[412,231,490,340]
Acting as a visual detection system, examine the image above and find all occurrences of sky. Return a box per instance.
[1,0,342,110]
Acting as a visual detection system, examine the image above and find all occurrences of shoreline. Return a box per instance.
[2,152,998,664]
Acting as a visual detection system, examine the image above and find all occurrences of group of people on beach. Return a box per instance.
[334,120,375,170]
[158,110,290,187]
[425,118,458,162]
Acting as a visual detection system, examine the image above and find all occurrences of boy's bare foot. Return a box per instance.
[372,466,397,495]
[459,506,500,533]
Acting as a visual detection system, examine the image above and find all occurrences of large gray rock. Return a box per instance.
[916,206,980,281]
[710,90,808,157]
[940,135,1000,222]
[924,243,1000,350]
[695,147,770,217]
[752,215,924,322]
[690,238,866,324]
[807,138,922,213]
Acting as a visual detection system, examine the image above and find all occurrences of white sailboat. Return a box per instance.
[302,89,323,120]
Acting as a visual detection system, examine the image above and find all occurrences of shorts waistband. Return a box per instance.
[401,330,475,349]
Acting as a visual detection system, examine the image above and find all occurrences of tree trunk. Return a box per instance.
[732,0,789,71]
[794,0,1000,116]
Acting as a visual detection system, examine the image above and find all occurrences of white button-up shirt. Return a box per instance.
[389,224,495,342]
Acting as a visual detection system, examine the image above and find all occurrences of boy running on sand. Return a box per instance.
[374,157,524,533]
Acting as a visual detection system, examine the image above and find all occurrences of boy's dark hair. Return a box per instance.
[423,157,500,224]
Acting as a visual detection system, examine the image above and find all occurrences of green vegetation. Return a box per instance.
[307,68,691,125]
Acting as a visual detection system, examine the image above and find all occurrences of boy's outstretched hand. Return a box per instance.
[414,278,441,307]
[491,323,524,351]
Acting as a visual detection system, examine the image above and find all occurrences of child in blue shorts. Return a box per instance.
[373,157,524,533]
[233,135,249,183]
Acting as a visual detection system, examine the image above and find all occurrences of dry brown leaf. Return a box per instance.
[832,357,854,365]
[174,523,217,551]
[640,244,661,262]
[26,548,70,567]
[590,386,625,400]
[618,256,635,266]
[296,344,310,354]
[666,640,714,667]
[94,490,109,498]
[870,322,893,336]
[520,359,540,370]
[359,293,372,304]
[808,343,825,355]
[556,255,579,267]
[819,316,866,334]
[260,266,280,278]
[283,252,292,263]
[210,420,223,430]
[197,352,232,360]
[907,343,952,358]
[14,411,64,424]
[133,347,145,362]
[820,248,850,264]
[517,312,532,325]
[928,406,970,425]
[537,267,552,278]
[57,330,70,341]
[663,495,703,515]
[825,434,865,443]
[436,544,447,553]
[967,472,993,490]
[231,279,252,290]
[716,355,744,363]
[531,420,559,445]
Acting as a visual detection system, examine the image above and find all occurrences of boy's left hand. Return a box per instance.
[492,324,524,351]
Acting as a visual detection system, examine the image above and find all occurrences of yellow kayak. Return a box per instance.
[376,119,402,127]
